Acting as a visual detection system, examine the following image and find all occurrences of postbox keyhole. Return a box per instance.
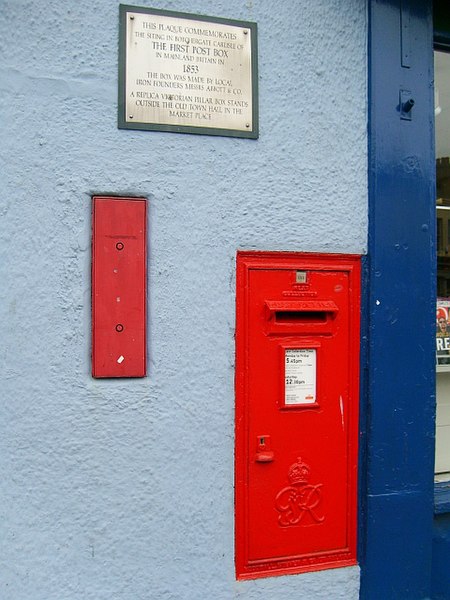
[256,435,274,462]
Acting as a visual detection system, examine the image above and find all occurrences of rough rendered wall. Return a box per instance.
[0,1,367,599]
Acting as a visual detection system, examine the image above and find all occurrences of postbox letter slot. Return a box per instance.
[265,300,339,322]
[275,310,327,323]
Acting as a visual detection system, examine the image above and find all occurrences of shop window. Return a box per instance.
[435,50,450,478]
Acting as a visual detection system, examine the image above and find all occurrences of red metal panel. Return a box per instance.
[235,252,361,579]
[92,196,147,378]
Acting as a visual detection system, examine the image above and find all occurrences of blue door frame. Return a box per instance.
[363,1,436,598]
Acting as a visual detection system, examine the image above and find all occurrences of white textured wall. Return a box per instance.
[0,1,367,598]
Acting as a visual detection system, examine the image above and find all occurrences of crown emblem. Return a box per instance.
[276,456,324,527]
[287,457,310,486]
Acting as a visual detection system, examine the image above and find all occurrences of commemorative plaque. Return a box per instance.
[118,5,258,138]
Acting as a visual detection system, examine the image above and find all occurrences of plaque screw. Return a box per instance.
[244,30,248,35]
[245,123,250,128]
[129,115,134,119]
[130,15,134,20]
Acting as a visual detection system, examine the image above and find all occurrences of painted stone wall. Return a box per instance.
[0,1,367,598]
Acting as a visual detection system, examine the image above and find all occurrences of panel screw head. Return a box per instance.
[116,242,124,251]
[115,324,124,333]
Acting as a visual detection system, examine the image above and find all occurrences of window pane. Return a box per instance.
[435,50,450,476]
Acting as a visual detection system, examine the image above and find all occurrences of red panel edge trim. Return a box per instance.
[237,557,357,581]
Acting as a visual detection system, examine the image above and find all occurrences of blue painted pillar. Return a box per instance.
[363,1,436,598]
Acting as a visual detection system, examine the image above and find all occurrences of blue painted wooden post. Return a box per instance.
[363,1,436,598]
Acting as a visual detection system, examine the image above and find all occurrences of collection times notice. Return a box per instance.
[121,7,256,135]
[285,349,317,406]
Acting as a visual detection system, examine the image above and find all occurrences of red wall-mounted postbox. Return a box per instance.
[235,252,361,579]
[91,196,147,378]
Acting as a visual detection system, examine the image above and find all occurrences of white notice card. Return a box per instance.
[285,349,316,405]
